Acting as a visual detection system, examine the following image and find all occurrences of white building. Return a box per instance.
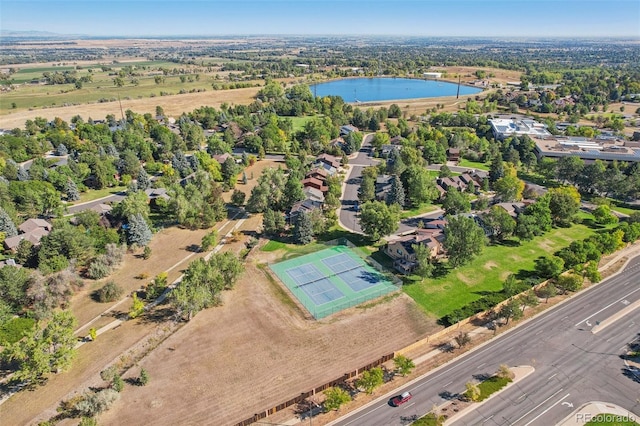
[423,72,442,79]
[489,118,551,140]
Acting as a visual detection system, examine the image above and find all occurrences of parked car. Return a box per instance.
[390,391,412,406]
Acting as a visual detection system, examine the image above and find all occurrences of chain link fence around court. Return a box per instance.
[269,239,401,319]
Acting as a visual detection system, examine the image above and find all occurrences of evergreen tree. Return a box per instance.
[171,150,191,178]
[283,173,305,211]
[127,214,152,247]
[55,143,68,156]
[0,207,18,238]
[386,175,405,207]
[137,168,151,191]
[17,166,30,181]
[293,211,314,244]
[65,179,80,202]
[489,154,505,184]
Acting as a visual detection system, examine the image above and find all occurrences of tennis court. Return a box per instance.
[269,245,399,319]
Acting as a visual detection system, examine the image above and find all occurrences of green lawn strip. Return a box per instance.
[403,223,598,318]
[458,159,490,171]
[413,413,446,426]
[282,115,315,132]
[400,203,439,219]
[585,415,639,426]
[464,376,512,401]
[73,186,124,204]
[261,240,287,252]
[0,317,36,345]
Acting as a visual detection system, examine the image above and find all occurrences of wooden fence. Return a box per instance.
[233,352,395,426]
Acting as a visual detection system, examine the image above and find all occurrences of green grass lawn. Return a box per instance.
[403,222,600,318]
[74,187,125,204]
[400,203,439,219]
[458,159,490,171]
[585,415,639,426]
[472,376,511,401]
[282,115,316,132]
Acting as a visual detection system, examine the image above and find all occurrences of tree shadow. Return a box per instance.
[439,390,459,401]
[473,373,491,382]
[435,342,455,353]
[493,239,521,247]
[138,306,175,324]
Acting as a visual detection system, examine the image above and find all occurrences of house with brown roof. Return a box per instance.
[316,153,341,170]
[447,148,461,162]
[4,219,52,251]
[301,177,328,193]
[384,229,443,274]
[305,167,329,182]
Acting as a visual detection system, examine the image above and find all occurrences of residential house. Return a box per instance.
[374,175,393,201]
[288,199,323,224]
[316,153,341,170]
[446,148,461,163]
[301,177,328,193]
[305,167,329,182]
[380,144,401,157]
[385,229,443,274]
[340,125,359,137]
[145,188,171,205]
[494,202,527,218]
[303,187,325,203]
[4,218,52,251]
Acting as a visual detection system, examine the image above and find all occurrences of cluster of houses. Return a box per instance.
[384,220,447,275]
[289,153,342,223]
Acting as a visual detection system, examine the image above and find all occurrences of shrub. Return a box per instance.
[87,256,110,279]
[74,389,119,417]
[96,281,123,303]
[100,365,118,382]
[79,417,97,426]
[112,374,124,392]
[139,368,150,386]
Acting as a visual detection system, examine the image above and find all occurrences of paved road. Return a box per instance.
[339,134,379,234]
[331,257,640,426]
[66,192,127,214]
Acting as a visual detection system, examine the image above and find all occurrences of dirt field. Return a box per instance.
[0,87,259,129]
[98,243,437,426]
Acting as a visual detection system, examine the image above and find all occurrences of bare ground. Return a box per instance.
[98,252,437,426]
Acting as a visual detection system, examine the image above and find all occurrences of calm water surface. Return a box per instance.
[310,77,482,102]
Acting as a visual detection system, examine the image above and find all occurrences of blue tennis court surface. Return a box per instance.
[269,245,399,319]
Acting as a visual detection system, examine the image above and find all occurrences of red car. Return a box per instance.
[391,391,412,406]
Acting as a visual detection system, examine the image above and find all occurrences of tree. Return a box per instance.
[201,230,218,251]
[548,186,580,225]
[293,211,314,245]
[489,154,505,184]
[584,261,601,283]
[65,179,80,201]
[129,293,145,319]
[592,204,618,225]
[538,283,557,303]
[127,213,152,247]
[534,256,564,279]
[481,206,516,242]
[443,215,486,268]
[96,281,123,303]
[555,273,583,294]
[74,389,119,417]
[498,298,523,325]
[494,174,525,202]
[519,290,539,312]
[323,387,351,412]
[402,166,438,207]
[136,168,151,191]
[143,245,152,260]
[139,368,150,386]
[356,367,384,394]
[3,310,77,386]
[393,355,415,376]
[412,243,434,278]
[358,175,376,204]
[231,189,246,206]
[442,190,470,216]
[496,364,513,380]
[386,174,405,207]
[465,382,481,402]
[0,207,17,238]
[454,332,471,348]
[283,173,305,211]
[359,201,400,241]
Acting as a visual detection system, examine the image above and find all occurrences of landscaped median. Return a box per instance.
[437,365,535,425]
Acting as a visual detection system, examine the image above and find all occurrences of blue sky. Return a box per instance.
[2,0,639,37]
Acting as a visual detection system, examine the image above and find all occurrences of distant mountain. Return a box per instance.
[0,30,85,39]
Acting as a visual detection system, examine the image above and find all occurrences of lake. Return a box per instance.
[310,77,482,103]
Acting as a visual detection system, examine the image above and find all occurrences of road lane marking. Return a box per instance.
[477,363,486,369]
[511,388,564,424]
[443,381,453,387]
[574,287,640,326]
[483,415,494,423]
[523,393,570,426]
[547,373,557,380]
[341,403,385,426]
[403,402,416,409]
